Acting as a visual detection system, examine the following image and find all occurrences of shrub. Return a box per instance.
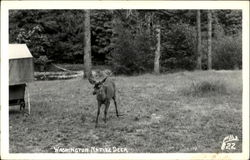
[161,23,197,71]
[16,25,49,58]
[34,55,52,71]
[108,25,154,75]
[34,55,49,65]
[183,80,227,96]
[212,33,242,70]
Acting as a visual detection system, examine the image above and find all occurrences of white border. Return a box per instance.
[1,1,249,160]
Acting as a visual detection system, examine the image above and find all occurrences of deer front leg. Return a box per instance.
[113,97,119,117]
[95,102,101,128]
[104,100,110,123]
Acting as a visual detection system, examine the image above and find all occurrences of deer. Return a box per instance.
[88,73,120,128]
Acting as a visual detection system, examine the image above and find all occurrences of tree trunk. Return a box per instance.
[196,10,202,70]
[83,10,92,79]
[154,25,161,74]
[207,10,212,70]
[146,13,153,35]
[147,14,151,34]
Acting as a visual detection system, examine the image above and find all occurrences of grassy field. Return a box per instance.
[9,70,242,153]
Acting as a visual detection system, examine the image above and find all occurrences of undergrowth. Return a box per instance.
[183,80,228,96]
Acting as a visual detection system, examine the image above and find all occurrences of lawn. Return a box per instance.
[9,70,242,153]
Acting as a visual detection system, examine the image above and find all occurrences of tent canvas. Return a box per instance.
[9,44,34,85]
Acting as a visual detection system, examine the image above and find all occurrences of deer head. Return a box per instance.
[88,75,108,95]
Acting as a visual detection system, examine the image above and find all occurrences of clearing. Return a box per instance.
[9,70,242,153]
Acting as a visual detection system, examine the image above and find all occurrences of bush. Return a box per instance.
[109,26,154,75]
[16,25,49,58]
[212,33,242,70]
[34,55,49,65]
[161,23,197,71]
[183,80,227,96]
[34,55,52,71]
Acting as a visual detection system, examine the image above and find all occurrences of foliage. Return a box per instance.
[91,10,113,64]
[16,25,49,58]
[34,55,50,65]
[9,10,85,63]
[161,23,197,71]
[109,24,155,75]
[33,55,52,71]
[212,33,242,70]
[40,10,85,63]
[108,10,157,75]
[9,9,242,73]
[200,13,242,70]
[14,24,51,71]
[216,10,242,36]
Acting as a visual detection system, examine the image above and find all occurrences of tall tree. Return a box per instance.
[196,10,202,70]
[83,10,92,78]
[154,24,161,74]
[207,10,212,70]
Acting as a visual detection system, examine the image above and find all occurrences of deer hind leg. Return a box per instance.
[113,97,119,117]
[95,102,101,128]
[104,101,110,123]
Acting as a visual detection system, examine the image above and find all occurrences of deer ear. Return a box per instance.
[88,77,97,85]
[100,76,108,84]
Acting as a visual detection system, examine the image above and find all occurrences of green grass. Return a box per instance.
[9,70,242,153]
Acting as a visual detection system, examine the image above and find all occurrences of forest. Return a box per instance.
[9,10,242,75]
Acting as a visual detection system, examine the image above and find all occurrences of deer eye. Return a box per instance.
[94,84,100,90]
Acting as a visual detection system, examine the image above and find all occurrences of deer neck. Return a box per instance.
[97,87,107,102]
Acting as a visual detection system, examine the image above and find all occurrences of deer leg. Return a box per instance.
[113,97,119,117]
[104,101,110,123]
[95,102,101,128]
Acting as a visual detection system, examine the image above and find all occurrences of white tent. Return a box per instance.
[9,44,34,85]
[9,44,34,114]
